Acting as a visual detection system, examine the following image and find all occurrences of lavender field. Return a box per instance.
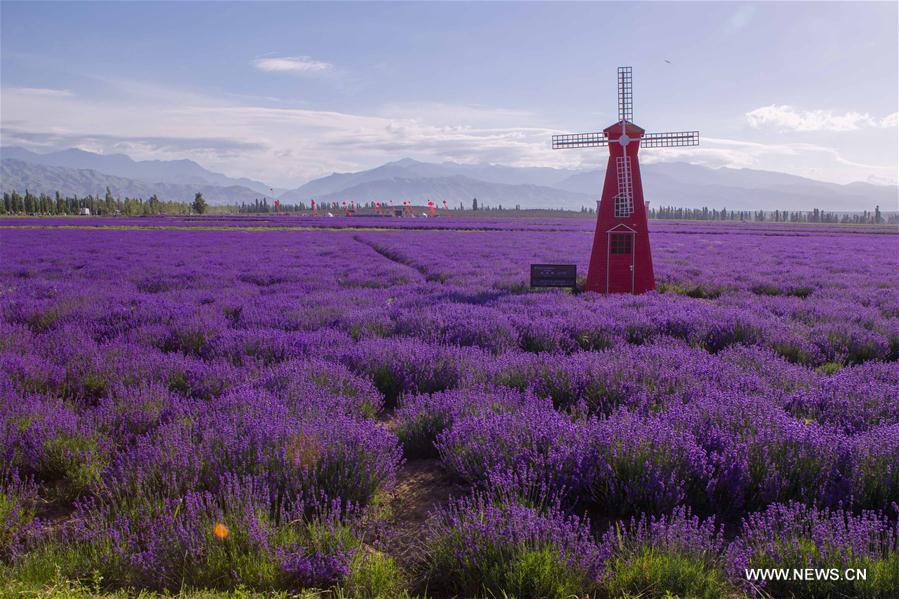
[1,216,897,598]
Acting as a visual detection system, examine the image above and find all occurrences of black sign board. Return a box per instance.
[530,264,577,289]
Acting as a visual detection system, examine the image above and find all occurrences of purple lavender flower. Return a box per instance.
[600,507,734,598]
[586,411,713,515]
[424,493,606,597]
[278,547,352,588]
[786,361,899,434]
[0,467,43,560]
[729,501,899,596]
[436,399,589,501]
[850,424,899,511]
[394,386,540,458]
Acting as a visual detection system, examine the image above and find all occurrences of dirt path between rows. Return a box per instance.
[380,458,469,571]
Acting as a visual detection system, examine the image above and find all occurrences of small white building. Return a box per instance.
[80,207,91,216]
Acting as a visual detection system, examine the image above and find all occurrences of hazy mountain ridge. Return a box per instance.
[550,165,897,212]
[1,159,263,204]
[285,158,897,211]
[310,175,593,209]
[2,146,895,211]
[1,146,273,195]
[287,158,576,199]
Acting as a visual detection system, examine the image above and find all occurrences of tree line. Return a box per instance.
[648,205,894,224]
[1,188,206,216]
[2,189,894,224]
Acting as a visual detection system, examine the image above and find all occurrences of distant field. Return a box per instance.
[3,213,898,233]
[1,216,897,598]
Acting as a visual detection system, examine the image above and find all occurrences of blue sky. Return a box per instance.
[2,1,897,189]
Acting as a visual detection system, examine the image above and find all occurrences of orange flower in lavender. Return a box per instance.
[212,522,229,540]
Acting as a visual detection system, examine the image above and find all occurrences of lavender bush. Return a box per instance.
[730,502,899,597]
[0,467,42,561]
[393,386,539,458]
[436,399,589,502]
[62,474,362,591]
[587,411,714,516]
[601,507,735,599]
[423,494,606,598]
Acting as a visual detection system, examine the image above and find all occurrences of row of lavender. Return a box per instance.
[0,214,596,232]
[4,214,897,234]
[1,222,897,596]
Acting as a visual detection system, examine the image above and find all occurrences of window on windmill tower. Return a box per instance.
[614,193,634,218]
[610,234,633,254]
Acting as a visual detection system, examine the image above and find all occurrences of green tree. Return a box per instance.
[104,187,115,214]
[192,192,208,214]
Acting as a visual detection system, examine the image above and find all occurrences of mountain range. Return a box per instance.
[2,146,896,212]
[1,147,273,195]
[1,159,266,205]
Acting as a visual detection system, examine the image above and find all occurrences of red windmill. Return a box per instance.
[427,200,435,217]
[553,66,699,294]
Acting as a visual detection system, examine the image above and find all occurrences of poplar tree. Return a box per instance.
[192,192,208,214]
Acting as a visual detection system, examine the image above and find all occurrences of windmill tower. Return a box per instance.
[553,66,699,294]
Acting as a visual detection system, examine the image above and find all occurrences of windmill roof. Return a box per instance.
[603,121,645,137]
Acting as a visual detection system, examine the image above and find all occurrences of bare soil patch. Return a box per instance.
[381,458,468,570]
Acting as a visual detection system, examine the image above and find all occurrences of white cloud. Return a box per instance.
[253,56,332,73]
[0,83,558,187]
[1,81,895,188]
[637,136,898,185]
[880,112,898,128]
[745,104,898,132]
[747,105,870,131]
[9,87,73,97]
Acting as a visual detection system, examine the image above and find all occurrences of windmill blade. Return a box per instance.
[552,132,609,149]
[618,66,633,122]
[614,155,634,218]
[640,131,699,148]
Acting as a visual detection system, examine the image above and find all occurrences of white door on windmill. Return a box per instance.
[614,156,634,218]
